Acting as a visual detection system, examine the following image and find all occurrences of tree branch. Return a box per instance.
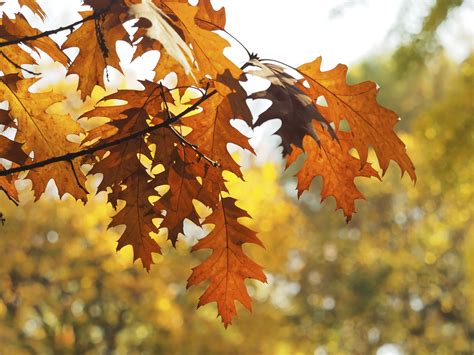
[0,89,217,177]
[0,10,107,48]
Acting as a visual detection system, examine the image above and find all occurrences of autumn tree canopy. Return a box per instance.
[0,0,415,326]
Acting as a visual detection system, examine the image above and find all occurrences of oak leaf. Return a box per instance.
[63,5,130,99]
[18,0,46,20]
[153,137,203,246]
[287,128,379,221]
[0,75,86,200]
[247,58,335,155]
[110,169,161,271]
[0,14,68,66]
[0,1,417,327]
[297,57,416,180]
[184,72,253,178]
[187,197,266,327]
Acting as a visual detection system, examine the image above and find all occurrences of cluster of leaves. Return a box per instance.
[0,0,415,326]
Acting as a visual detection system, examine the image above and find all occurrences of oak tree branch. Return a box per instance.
[0,89,217,177]
[0,10,107,49]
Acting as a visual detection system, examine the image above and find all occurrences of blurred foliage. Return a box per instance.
[0,52,472,354]
[393,0,466,73]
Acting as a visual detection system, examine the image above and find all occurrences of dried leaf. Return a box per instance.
[111,169,161,271]
[63,6,129,99]
[18,0,46,20]
[298,57,416,180]
[247,58,335,154]
[187,197,266,327]
[0,76,86,200]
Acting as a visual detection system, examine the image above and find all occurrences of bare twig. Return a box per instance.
[168,125,220,167]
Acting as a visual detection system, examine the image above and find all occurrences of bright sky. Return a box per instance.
[219,0,405,68]
[216,0,474,68]
[2,0,472,68]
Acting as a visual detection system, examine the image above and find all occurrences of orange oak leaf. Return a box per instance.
[187,197,266,327]
[0,17,36,76]
[184,72,253,178]
[18,0,46,20]
[63,5,130,99]
[0,14,68,66]
[87,108,150,201]
[153,139,203,246]
[297,57,416,180]
[0,76,86,200]
[87,107,162,269]
[283,57,416,219]
[287,127,379,221]
[165,2,240,80]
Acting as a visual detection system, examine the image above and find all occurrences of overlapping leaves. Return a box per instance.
[0,0,415,326]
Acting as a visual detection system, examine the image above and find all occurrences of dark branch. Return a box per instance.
[0,10,107,49]
[0,51,41,76]
[0,89,218,177]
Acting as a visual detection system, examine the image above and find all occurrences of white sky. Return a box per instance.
[2,0,472,69]
[219,0,405,68]
[216,0,474,68]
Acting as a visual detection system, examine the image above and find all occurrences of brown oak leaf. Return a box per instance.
[247,58,335,155]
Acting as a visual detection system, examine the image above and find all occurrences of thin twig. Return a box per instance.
[68,160,88,194]
[0,89,217,177]
[168,125,220,167]
[158,83,220,167]
[0,10,107,48]
[194,17,252,59]
[158,83,172,121]
[0,51,41,76]
[193,17,260,71]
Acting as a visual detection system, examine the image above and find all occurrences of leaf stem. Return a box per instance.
[0,51,41,76]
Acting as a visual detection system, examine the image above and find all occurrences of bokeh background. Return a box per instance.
[0,0,473,354]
